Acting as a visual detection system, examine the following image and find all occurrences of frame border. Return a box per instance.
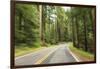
[11,0,96,69]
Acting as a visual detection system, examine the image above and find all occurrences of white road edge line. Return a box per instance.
[15,47,57,60]
[67,46,80,62]
[15,48,47,60]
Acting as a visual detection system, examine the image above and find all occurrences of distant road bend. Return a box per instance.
[15,43,79,66]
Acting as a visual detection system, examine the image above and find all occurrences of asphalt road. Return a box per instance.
[15,43,77,66]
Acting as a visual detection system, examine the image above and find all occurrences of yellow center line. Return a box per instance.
[34,47,58,64]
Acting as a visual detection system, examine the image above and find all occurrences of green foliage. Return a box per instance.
[15,4,39,46]
[15,4,95,54]
[70,7,95,53]
[68,43,94,60]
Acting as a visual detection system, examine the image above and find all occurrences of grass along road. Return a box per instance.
[15,46,46,57]
[68,43,94,61]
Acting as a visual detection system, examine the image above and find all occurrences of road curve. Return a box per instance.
[15,43,77,66]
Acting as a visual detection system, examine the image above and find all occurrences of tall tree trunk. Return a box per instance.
[83,15,88,51]
[71,17,76,47]
[39,5,45,46]
[57,19,61,42]
[48,8,51,43]
[75,16,80,48]
[19,13,22,30]
[91,8,96,53]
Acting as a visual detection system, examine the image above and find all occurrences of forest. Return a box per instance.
[15,3,95,56]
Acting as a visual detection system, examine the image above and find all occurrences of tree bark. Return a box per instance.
[91,8,96,53]
[39,5,45,46]
[19,13,22,30]
[71,17,76,47]
[75,16,80,48]
[83,15,88,51]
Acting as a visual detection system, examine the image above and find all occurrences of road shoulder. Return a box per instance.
[68,44,94,62]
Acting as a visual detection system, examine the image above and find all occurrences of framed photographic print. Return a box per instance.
[11,0,96,69]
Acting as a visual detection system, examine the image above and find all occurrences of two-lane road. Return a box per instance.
[15,43,78,66]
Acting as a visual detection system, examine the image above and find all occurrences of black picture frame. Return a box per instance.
[11,0,96,69]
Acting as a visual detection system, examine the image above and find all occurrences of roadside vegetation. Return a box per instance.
[15,42,56,57]
[15,42,45,57]
[68,43,94,61]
